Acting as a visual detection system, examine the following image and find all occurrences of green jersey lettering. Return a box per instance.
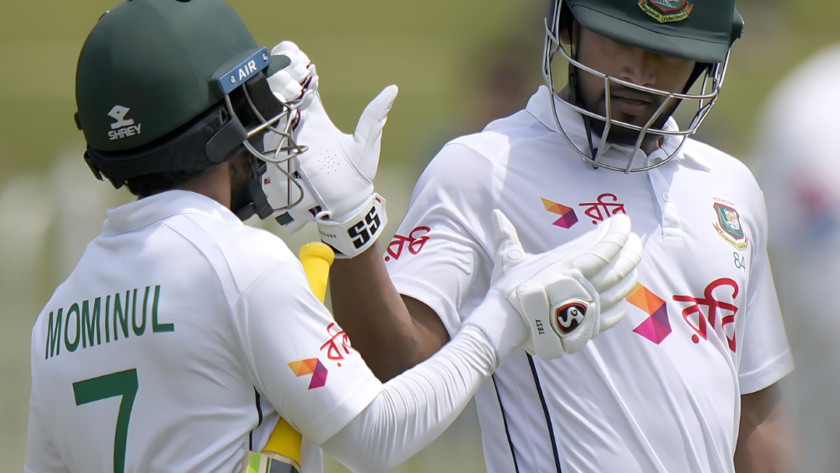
[114,292,129,341]
[105,295,111,343]
[82,298,102,348]
[132,288,146,336]
[73,369,139,473]
[45,286,170,359]
[151,286,174,333]
[65,303,81,353]
[45,309,63,359]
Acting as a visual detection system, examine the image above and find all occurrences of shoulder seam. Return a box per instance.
[161,215,242,308]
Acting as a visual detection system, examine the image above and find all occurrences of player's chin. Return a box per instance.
[603,122,655,146]
[609,110,670,135]
[587,101,664,142]
[605,108,654,126]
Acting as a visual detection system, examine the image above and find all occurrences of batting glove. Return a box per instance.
[264,41,318,105]
[489,210,642,360]
[262,42,397,258]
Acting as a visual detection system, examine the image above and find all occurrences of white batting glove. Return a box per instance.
[261,43,397,258]
[266,41,318,102]
[489,210,642,360]
[260,41,317,157]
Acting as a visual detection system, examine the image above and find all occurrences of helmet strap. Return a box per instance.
[685,63,711,94]
[662,62,712,127]
[205,113,247,164]
[233,155,273,221]
[563,4,599,160]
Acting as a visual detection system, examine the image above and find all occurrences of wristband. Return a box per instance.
[317,194,387,259]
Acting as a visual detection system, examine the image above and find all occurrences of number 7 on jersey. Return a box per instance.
[73,369,139,473]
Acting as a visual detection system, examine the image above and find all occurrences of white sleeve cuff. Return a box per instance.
[738,349,795,394]
[301,374,383,445]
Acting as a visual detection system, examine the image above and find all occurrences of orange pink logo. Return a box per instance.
[288,358,328,389]
[627,283,672,345]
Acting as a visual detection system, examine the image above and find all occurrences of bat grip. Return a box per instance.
[298,242,335,303]
[257,243,335,469]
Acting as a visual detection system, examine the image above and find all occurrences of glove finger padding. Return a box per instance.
[270,41,312,84]
[571,214,631,279]
[588,232,643,292]
[600,298,630,332]
[598,269,639,312]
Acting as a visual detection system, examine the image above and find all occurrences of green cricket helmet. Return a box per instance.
[543,0,744,172]
[75,0,309,219]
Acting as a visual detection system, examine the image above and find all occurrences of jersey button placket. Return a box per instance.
[647,152,683,238]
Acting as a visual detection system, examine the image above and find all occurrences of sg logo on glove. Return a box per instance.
[491,211,642,359]
[348,207,382,250]
[554,302,588,336]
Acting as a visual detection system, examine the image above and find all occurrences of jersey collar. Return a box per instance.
[525,86,710,172]
[102,190,242,235]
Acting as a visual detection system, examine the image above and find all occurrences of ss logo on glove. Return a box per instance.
[348,207,381,249]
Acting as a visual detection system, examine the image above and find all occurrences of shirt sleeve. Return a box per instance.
[385,143,497,337]
[25,332,70,473]
[321,324,498,472]
[737,189,795,394]
[232,259,383,445]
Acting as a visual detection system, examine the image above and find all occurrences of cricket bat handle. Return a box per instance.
[255,243,335,472]
[298,242,335,303]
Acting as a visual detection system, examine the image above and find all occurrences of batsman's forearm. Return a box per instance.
[734,386,798,472]
[331,242,433,381]
[733,409,797,472]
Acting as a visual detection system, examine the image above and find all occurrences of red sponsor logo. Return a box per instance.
[579,193,626,225]
[385,226,430,262]
[320,323,352,367]
[673,278,739,352]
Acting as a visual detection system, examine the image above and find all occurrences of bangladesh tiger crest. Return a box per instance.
[713,200,748,251]
[639,0,694,23]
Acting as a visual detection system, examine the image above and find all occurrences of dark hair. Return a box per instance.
[124,143,248,197]
[125,168,208,197]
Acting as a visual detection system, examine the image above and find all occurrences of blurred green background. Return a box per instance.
[1,0,839,471]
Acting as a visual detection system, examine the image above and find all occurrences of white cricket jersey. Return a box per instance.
[26,190,381,473]
[385,86,793,473]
